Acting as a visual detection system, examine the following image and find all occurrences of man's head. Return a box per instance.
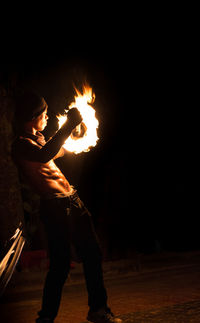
[15,91,48,133]
[26,107,48,132]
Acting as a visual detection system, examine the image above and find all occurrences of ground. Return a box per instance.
[1,251,200,322]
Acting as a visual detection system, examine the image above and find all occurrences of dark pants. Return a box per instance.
[38,192,107,320]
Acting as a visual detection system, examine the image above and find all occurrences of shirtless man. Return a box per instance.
[12,91,122,323]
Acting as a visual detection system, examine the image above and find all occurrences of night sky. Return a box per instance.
[0,27,195,253]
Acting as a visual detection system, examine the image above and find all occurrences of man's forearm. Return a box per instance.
[37,125,72,163]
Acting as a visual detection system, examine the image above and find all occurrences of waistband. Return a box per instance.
[40,186,75,200]
[40,189,80,209]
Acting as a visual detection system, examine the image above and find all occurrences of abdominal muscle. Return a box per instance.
[20,159,72,198]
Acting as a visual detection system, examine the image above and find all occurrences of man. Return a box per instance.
[12,91,122,323]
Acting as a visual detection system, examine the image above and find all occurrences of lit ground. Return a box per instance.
[1,252,200,322]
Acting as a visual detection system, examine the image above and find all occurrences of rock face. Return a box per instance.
[0,92,24,250]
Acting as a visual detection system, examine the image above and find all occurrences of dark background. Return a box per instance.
[0,21,196,258]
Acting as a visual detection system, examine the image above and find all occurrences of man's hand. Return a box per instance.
[61,108,83,132]
[67,108,83,130]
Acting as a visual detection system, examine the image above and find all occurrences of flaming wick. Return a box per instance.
[57,85,99,154]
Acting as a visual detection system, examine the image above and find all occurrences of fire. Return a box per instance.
[57,85,99,154]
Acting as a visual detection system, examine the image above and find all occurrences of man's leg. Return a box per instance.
[69,194,122,322]
[82,247,108,311]
[68,195,107,309]
[37,199,71,321]
[38,237,71,320]
[82,239,123,323]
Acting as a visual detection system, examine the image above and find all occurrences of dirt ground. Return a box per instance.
[1,252,200,322]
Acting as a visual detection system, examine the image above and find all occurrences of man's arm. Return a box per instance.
[39,108,82,162]
[13,108,82,163]
[53,147,65,160]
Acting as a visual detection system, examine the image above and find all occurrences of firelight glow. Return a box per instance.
[57,85,99,154]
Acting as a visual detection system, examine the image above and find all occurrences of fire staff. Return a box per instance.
[12,91,122,323]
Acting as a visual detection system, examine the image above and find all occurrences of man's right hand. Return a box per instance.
[63,108,83,131]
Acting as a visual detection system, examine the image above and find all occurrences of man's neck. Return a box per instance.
[24,125,37,136]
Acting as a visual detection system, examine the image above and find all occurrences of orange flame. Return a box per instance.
[57,85,99,154]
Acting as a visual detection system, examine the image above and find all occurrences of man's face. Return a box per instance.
[33,108,48,131]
